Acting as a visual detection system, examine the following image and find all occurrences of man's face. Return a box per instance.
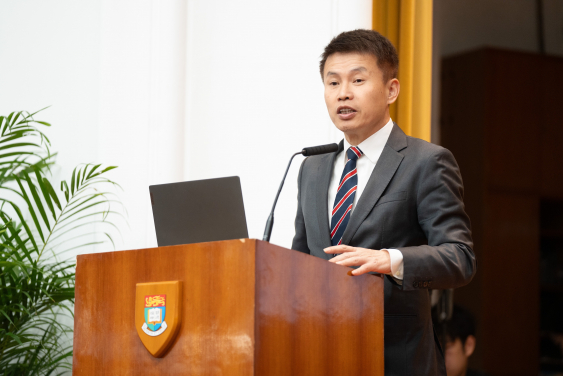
[323,52,398,145]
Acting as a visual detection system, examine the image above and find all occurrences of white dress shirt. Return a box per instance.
[327,118,404,280]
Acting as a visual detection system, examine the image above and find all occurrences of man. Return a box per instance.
[291,29,476,375]
[432,305,490,376]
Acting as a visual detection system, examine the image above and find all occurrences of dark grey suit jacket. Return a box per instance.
[291,124,476,376]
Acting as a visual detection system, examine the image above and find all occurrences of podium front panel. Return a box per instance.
[73,240,256,375]
[254,242,384,376]
[73,239,384,375]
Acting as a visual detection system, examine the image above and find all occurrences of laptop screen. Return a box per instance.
[149,176,248,247]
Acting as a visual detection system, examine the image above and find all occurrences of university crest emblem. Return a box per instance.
[143,295,167,335]
[135,281,182,357]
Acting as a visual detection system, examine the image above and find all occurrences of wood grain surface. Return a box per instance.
[73,239,256,375]
[72,239,384,375]
[254,241,384,376]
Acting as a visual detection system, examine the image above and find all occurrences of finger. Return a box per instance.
[336,256,370,267]
[351,263,374,276]
[329,251,359,263]
[331,249,376,263]
[324,245,355,254]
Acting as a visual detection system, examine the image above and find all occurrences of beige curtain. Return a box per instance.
[373,0,433,142]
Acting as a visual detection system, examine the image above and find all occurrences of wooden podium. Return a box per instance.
[72,239,384,375]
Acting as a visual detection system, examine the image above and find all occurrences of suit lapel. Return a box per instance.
[341,124,408,245]
[314,141,343,258]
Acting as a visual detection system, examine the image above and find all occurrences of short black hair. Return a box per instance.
[319,29,399,82]
[433,304,476,344]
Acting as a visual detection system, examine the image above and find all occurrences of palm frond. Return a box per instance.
[0,110,124,375]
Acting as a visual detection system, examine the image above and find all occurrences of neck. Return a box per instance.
[344,115,390,146]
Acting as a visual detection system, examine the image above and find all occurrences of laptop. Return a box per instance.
[149,176,248,247]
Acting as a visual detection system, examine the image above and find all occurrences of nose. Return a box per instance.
[337,82,353,101]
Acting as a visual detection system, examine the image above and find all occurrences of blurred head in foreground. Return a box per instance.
[433,305,486,376]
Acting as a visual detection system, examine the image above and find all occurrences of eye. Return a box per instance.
[354,79,364,83]
[328,81,338,86]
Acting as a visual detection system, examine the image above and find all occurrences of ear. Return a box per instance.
[464,335,476,357]
[387,78,400,105]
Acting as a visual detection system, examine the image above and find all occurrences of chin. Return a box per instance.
[335,122,361,134]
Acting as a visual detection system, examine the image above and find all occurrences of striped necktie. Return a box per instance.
[330,146,363,246]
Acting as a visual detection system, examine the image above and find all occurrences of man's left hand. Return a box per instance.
[324,245,392,276]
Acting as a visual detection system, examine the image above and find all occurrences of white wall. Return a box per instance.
[0,1,104,258]
[184,0,372,249]
[0,1,101,180]
[97,0,188,250]
[0,0,373,255]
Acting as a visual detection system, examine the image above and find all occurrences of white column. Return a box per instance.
[98,0,187,251]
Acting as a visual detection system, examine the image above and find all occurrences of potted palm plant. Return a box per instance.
[0,110,123,375]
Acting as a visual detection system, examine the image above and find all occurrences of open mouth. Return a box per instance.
[337,106,357,115]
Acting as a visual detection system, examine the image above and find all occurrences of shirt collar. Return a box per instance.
[343,118,394,163]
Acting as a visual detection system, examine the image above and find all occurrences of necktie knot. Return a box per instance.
[347,146,363,161]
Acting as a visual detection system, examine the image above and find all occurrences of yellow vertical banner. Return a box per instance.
[373,0,433,142]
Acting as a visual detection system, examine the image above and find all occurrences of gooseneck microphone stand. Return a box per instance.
[262,143,339,242]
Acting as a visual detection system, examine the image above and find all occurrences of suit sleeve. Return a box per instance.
[399,148,476,291]
[291,158,310,254]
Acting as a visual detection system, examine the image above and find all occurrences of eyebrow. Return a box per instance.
[350,67,368,73]
[325,66,368,78]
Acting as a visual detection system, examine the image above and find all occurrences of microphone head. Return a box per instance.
[301,143,339,157]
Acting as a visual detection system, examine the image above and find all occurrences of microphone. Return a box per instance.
[301,143,339,156]
[262,143,339,242]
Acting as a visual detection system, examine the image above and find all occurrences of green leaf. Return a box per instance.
[0,142,40,152]
[9,111,20,126]
[42,177,62,211]
[29,106,51,117]
[60,180,69,202]
[34,170,56,220]
[76,168,82,191]
[24,172,51,231]
[86,164,101,179]
[14,176,45,244]
[0,151,34,159]
[0,261,20,268]
[6,332,23,344]
[100,166,118,173]
[70,167,76,195]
